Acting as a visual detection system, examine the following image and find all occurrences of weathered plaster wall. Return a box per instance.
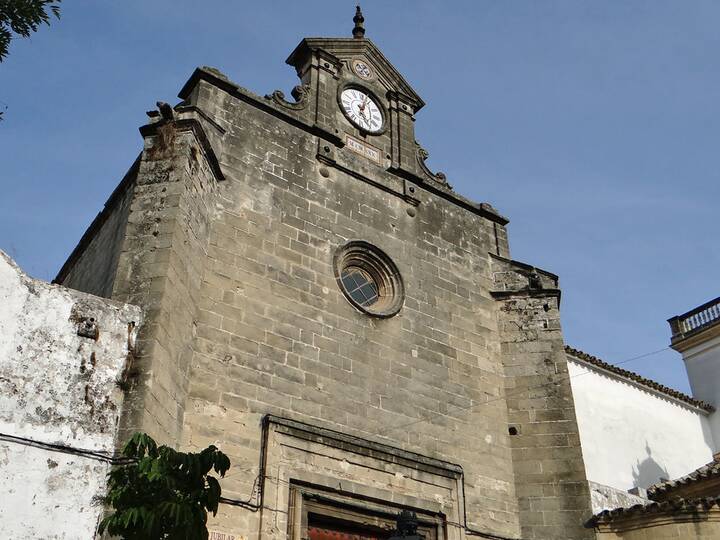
[0,251,142,540]
[568,358,714,503]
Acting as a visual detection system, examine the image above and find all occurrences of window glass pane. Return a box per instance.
[341,267,379,307]
[358,283,378,304]
[342,272,359,290]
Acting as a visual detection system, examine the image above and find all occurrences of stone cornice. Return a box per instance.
[139,117,225,182]
[490,289,561,301]
[671,321,720,353]
[286,37,425,111]
[177,67,510,226]
[266,415,463,479]
[178,66,343,146]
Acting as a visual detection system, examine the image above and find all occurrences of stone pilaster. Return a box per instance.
[112,112,222,446]
[492,254,596,540]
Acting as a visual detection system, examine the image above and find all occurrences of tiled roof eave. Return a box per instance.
[565,346,714,413]
[648,461,720,498]
[588,496,720,526]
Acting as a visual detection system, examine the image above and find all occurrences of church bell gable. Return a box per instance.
[282,9,437,198]
[176,7,505,223]
[285,37,425,113]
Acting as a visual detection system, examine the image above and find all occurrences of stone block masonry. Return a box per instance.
[52,29,596,540]
[179,78,520,537]
[55,158,139,299]
[109,116,222,452]
[492,255,595,539]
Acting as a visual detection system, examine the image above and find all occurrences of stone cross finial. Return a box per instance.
[352,5,365,39]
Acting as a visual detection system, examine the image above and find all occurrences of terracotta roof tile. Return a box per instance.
[648,460,720,498]
[565,346,714,412]
[588,496,720,526]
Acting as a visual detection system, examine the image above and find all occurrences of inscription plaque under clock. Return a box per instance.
[345,135,382,164]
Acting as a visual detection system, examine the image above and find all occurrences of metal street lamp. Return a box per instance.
[388,510,424,540]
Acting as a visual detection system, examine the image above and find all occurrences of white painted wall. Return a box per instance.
[568,357,714,500]
[0,251,142,540]
[681,333,720,452]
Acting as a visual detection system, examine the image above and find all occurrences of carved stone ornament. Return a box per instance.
[265,84,311,110]
[416,144,452,189]
[528,270,543,290]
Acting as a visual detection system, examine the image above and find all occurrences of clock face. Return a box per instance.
[340,88,383,133]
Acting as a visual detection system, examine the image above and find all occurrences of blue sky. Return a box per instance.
[1,1,717,393]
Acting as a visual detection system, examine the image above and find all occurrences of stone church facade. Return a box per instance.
[52,11,595,540]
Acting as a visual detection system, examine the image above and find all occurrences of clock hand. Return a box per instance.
[356,102,369,127]
[360,108,370,128]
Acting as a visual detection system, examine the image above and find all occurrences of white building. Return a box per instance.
[669,297,720,448]
[567,296,720,513]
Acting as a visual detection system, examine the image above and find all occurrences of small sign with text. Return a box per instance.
[345,135,382,164]
[209,531,237,540]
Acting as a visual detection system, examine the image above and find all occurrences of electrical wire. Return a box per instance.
[0,432,134,465]
[0,428,508,538]
[0,346,674,540]
[0,425,268,510]
[376,346,670,436]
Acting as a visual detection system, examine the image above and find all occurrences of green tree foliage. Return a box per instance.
[0,0,61,61]
[99,433,231,540]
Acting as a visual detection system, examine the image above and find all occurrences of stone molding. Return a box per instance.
[177,66,509,225]
[285,38,425,111]
[265,84,312,111]
[267,415,463,479]
[139,116,225,182]
[416,144,452,189]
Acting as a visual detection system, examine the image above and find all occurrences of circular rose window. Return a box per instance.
[334,241,404,318]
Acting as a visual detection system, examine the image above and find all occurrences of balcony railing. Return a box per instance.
[668,296,720,339]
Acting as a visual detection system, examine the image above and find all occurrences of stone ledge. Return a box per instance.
[177,66,509,226]
[267,415,463,479]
